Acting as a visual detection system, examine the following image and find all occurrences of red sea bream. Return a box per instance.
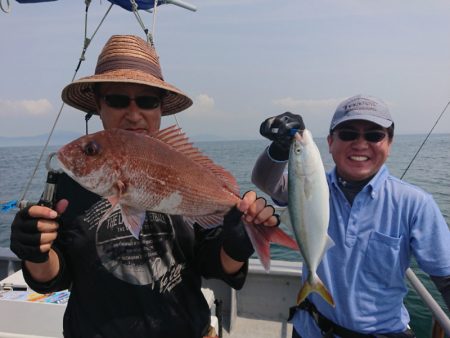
[57,125,298,271]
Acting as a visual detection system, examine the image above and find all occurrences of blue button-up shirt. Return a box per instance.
[292,165,450,336]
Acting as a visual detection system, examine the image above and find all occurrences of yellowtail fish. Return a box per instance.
[281,129,335,306]
[57,125,298,271]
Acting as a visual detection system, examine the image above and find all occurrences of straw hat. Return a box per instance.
[61,35,193,116]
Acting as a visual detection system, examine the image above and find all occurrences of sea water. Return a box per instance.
[0,134,449,337]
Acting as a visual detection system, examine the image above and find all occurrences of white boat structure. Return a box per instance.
[1,247,449,338]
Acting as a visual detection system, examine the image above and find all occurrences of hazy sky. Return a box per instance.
[1,0,449,141]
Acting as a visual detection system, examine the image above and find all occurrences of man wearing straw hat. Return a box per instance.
[9,35,279,338]
[251,101,450,338]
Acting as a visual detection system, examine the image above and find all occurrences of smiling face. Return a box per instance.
[327,120,393,181]
[95,82,163,134]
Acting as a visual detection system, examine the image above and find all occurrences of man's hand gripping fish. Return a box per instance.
[281,129,335,306]
[56,125,299,271]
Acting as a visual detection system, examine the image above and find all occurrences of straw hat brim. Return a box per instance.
[61,69,193,116]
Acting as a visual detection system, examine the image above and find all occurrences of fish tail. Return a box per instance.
[244,223,299,272]
[268,227,300,251]
[297,275,335,307]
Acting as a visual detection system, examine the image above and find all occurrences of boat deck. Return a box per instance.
[203,260,301,338]
[223,316,293,338]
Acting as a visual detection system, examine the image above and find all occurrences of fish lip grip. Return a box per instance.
[15,153,64,210]
[46,152,63,174]
[37,152,64,208]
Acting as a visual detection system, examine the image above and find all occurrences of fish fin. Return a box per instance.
[152,125,239,196]
[297,274,335,307]
[244,223,272,272]
[325,235,335,251]
[265,226,299,251]
[260,209,299,251]
[183,215,223,229]
[115,180,126,194]
[316,235,335,264]
[244,223,299,272]
[120,205,146,239]
[106,180,126,207]
[107,195,119,207]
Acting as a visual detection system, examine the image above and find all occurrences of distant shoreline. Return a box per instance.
[1,132,449,148]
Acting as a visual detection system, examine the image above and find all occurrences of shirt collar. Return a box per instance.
[329,165,389,196]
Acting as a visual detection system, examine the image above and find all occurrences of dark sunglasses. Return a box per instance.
[102,94,161,109]
[335,129,387,143]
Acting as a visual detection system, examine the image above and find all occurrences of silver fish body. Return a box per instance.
[283,129,334,306]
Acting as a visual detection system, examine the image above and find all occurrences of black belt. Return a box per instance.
[291,299,374,338]
[290,299,415,338]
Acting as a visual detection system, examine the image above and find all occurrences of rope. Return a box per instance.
[126,1,181,132]
[0,0,10,14]
[76,2,114,73]
[127,0,181,132]
[85,113,93,134]
[152,0,158,43]
[129,0,154,45]
[148,0,181,130]
[19,1,114,203]
[153,0,181,131]
[172,110,182,130]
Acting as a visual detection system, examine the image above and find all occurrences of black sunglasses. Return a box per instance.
[102,94,161,110]
[335,129,387,143]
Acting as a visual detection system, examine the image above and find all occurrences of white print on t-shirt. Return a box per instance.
[84,199,185,292]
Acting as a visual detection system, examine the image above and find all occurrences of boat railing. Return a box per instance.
[406,268,450,336]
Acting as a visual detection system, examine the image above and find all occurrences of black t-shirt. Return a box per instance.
[24,174,247,338]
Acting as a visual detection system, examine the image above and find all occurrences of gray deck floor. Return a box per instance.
[223,316,293,338]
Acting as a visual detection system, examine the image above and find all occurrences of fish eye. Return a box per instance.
[83,141,100,156]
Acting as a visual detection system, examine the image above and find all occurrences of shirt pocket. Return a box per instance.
[362,231,403,288]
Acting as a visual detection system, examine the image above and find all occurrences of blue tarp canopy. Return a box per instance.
[16,0,162,11]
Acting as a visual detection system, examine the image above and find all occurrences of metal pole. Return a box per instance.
[406,268,450,336]
[214,299,223,338]
[163,0,197,12]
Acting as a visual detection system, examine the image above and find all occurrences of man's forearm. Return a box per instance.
[431,274,450,312]
[220,247,245,275]
[251,147,289,204]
